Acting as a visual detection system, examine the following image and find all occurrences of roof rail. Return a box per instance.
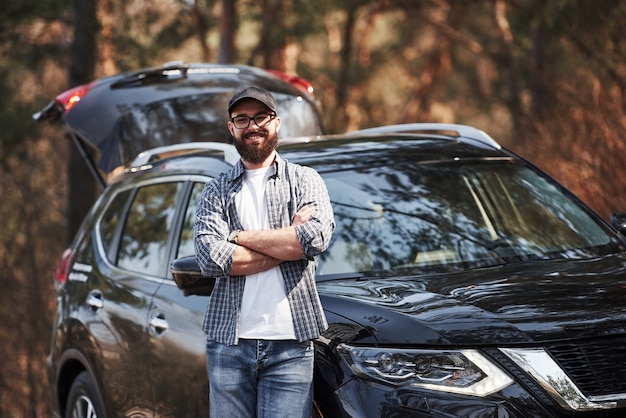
[130,142,239,168]
[347,123,501,149]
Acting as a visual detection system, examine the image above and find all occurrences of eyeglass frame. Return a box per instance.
[229,112,278,129]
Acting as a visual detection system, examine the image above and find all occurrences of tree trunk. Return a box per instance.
[192,0,210,62]
[331,5,357,133]
[493,0,522,132]
[218,0,236,63]
[67,0,98,243]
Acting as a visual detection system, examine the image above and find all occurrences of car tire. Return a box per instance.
[65,371,105,418]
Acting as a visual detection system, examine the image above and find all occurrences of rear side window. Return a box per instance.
[100,189,132,262]
[115,182,184,276]
[176,182,205,259]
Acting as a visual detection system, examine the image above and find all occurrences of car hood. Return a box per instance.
[317,254,626,345]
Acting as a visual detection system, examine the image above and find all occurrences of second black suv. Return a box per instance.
[34,62,325,187]
[37,64,626,417]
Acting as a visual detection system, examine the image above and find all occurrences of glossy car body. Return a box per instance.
[34,62,325,188]
[38,65,626,417]
[36,62,326,418]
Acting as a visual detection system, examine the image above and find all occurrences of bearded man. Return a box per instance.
[194,87,335,418]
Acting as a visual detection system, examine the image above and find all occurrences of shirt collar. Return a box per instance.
[229,152,283,183]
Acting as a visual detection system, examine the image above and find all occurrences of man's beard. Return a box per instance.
[235,131,278,164]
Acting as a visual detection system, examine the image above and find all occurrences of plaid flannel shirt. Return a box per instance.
[194,154,335,345]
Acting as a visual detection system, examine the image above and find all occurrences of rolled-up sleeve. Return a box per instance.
[294,166,336,260]
[194,181,236,277]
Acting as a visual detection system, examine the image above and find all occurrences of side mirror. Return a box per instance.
[170,256,215,297]
[610,213,626,235]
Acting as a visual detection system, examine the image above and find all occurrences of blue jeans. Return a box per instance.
[206,339,314,418]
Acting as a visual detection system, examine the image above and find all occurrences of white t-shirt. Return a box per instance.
[236,166,296,340]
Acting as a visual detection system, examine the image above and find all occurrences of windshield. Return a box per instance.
[317,160,616,276]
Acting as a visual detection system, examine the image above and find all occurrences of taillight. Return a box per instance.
[54,248,74,285]
[265,69,315,95]
[55,81,96,113]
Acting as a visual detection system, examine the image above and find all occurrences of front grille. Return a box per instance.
[546,336,626,397]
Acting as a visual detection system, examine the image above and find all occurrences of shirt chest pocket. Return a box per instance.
[266,177,298,228]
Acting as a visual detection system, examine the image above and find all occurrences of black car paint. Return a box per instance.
[52,136,626,417]
[38,63,626,416]
[318,256,626,345]
[54,137,625,417]
[34,62,325,183]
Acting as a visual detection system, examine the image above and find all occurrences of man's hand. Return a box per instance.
[292,205,315,226]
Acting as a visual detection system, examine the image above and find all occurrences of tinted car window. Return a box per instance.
[272,92,323,138]
[116,92,322,163]
[117,182,185,276]
[99,189,132,263]
[176,181,206,259]
[318,160,613,276]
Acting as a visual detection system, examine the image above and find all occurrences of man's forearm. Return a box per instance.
[230,245,282,276]
[237,227,304,261]
[228,205,312,275]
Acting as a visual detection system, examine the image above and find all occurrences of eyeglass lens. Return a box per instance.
[232,113,274,129]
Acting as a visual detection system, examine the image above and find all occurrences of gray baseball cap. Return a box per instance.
[228,86,277,115]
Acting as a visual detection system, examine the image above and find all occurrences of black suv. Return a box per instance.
[38,65,626,417]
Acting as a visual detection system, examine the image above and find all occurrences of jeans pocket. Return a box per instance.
[302,340,314,357]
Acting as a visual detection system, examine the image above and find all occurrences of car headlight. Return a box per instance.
[337,344,513,397]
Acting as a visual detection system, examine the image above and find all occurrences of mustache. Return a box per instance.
[242,130,268,140]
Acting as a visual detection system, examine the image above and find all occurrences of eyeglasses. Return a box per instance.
[230,112,277,129]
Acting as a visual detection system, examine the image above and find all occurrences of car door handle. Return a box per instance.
[149,313,169,333]
[86,290,104,311]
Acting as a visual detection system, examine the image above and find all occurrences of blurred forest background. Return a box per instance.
[1,0,625,416]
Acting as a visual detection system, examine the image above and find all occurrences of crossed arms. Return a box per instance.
[229,205,315,276]
[194,163,335,279]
